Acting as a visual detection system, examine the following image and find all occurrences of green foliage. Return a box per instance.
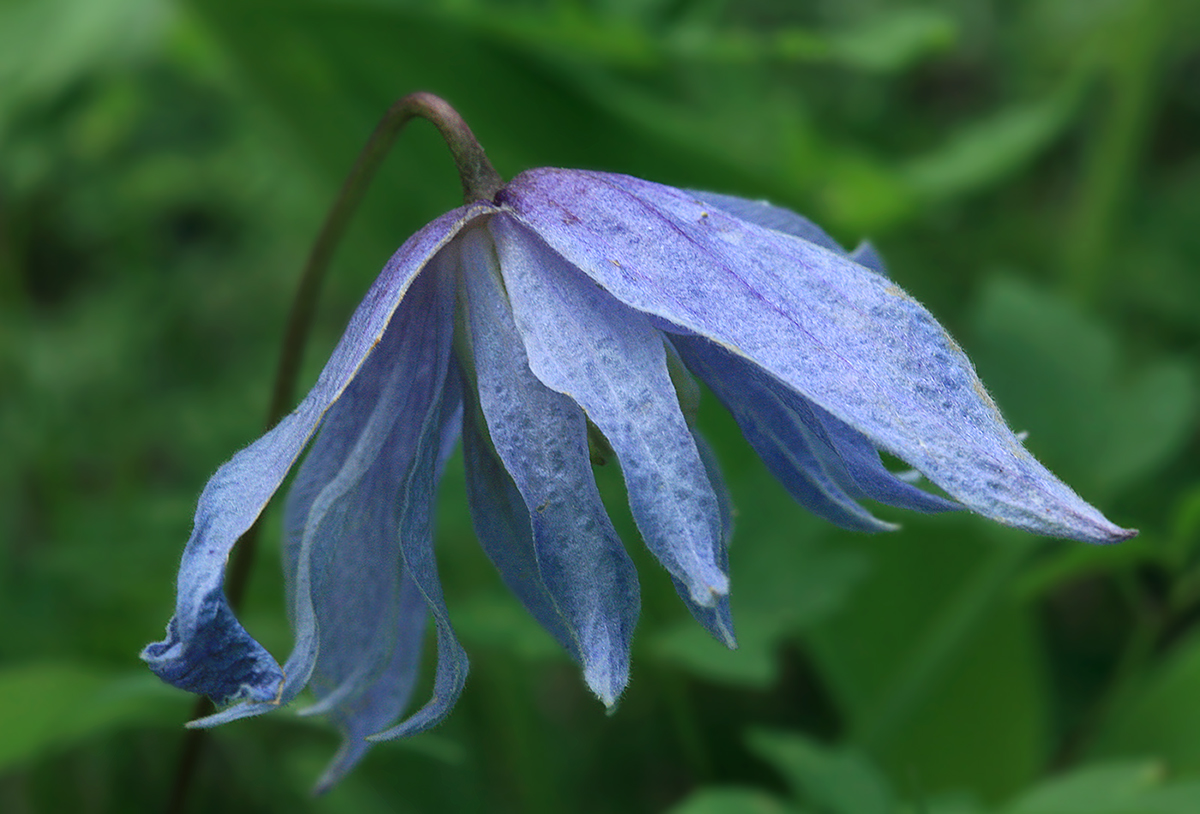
[2,0,1198,811]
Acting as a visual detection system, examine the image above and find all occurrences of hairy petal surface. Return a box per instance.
[272,258,459,787]
[677,336,958,518]
[676,432,736,647]
[679,191,958,515]
[675,335,898,532]
[459,228,639,704]
[370,355,467,741]
[502,170,1132,543]
[141,204,490,712]
[689,190,846,256]
[491,215,729,606]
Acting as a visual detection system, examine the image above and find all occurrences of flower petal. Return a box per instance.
[490,214,729,606]
[675,432,736,647]
[369,356,467,741]
[674,335,898,532]
[141,203,490,714]
[849,241,887,277]
[459,228,641,705]
[677,335,959,518]
[689,190,847,255]
[267,256,461,787]
[502,170,1133,543]
[692,191,956,515]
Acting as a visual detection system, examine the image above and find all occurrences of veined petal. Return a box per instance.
[490,214,729,606]
[309,573,426,794]
[677,335,958,518]
[141,203,490,714]
[689,190,846,256]
[370,356,467,740]
[501,170,1133,544]
[459,228,639,705]
[674,335,898,532]
[694,190,956,515]
[270,256,459,788]
[675,432,736,647]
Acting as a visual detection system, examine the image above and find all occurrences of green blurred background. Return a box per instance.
[2,0,1199,811]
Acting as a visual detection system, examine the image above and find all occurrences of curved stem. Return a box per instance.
[164,92,502,814]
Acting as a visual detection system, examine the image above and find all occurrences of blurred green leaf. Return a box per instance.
[667,786,792,814]
[807,521,1045,800]
[0,0,166,122]
[747,729,893,814]
[969,276,1196,499]
[1089,629,1200,773]
[0,662,188,771]
[901,81,1083,204]
[823,9,956,73]
[1000,761,1200,814]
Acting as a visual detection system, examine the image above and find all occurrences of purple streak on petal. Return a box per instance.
[491,214,729,606]
[690,190,847,256]
[460,228,639,705]
[502,170,1133,544]
[693,192,953,514]
[142,203,490,714]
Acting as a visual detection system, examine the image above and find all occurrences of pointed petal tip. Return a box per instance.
[1057,501,1138,545]
[583,659,630,712]
[1093,523,1138,545]
[687,572,731,608]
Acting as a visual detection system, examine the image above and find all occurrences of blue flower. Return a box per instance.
[143,168,1133,790]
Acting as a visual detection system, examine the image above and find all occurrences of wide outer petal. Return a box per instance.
[459,228,639,705]
[689,190,847,256]
[500,170,1133,544]
[141,203,491,713]
[490,214,730,605]
[692,191,957,514]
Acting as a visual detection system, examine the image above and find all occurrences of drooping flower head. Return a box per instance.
[143,95,1133,791]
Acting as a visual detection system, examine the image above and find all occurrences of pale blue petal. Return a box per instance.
[849,241,887,277]
[460,228,639,705]
[141,203,490,715]
[460,380,575,653]
[270,256,458,787]
[369,341,468,741]
[674,335,898,532]
[501,170,1133,544]
[672,432,736,647]
[310,573,426,794]
[490,214,730,606]
[689,190,846,256]
[693,192,954,514]
[677,335,958,518]
[812,404,960,513]
[281,254,453,712]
